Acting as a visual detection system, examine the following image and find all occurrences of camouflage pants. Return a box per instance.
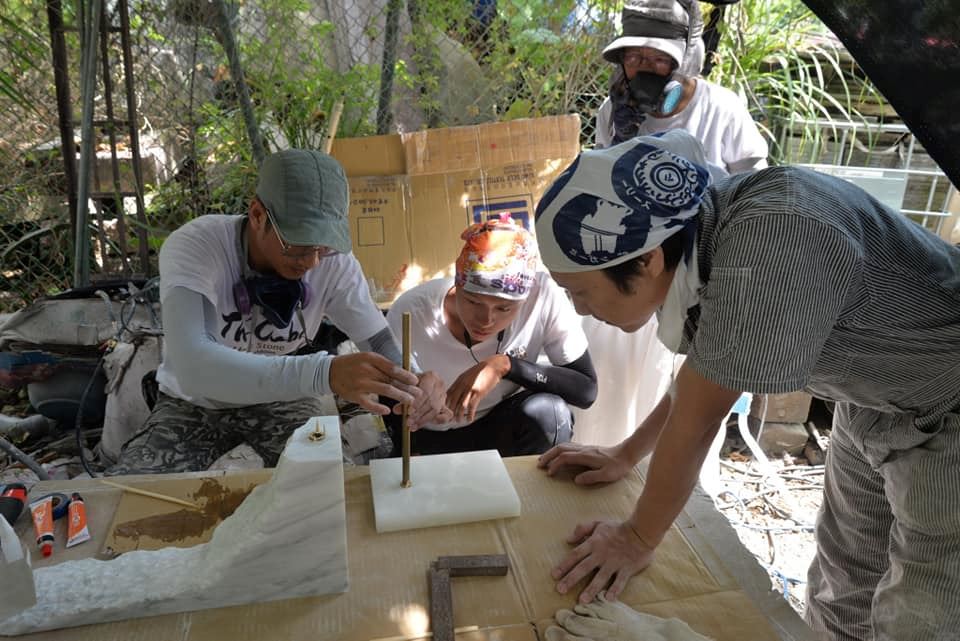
[105,393,331,475]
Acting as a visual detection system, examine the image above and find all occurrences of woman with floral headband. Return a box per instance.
[385,216,597,456]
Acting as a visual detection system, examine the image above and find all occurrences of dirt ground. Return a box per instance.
[715,452,823,617]
[712,401,833,618]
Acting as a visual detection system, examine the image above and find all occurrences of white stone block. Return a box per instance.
[370,449,521,533]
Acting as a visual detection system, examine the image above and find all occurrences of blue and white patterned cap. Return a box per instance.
[534,129,711,273]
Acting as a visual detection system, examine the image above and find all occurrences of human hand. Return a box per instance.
[329,352,422,415]
[445,355,509,423]
[395,371,453,430]
[545,593,713,641]
[552,520,655,604]
[538,442,635,486]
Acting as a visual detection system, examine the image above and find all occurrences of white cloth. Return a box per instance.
[156,214,387,407]
[386,273,588,430]
[546,595,713,641]
[572,316,676,447]
[596,78,768,174]
[100,337,162,463]
[655,235,702,352]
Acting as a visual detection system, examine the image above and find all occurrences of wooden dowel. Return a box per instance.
[321,98,345,154]
[401,311,412,488]
[99,479,202,511]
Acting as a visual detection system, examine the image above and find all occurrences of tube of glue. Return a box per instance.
[28,495,54,557]
[66,492,90,548]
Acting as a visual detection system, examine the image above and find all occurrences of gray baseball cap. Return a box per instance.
[256,149,352,254]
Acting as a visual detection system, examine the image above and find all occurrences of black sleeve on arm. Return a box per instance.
[503,350,598,409]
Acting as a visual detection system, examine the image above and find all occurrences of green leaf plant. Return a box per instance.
[708,0,885,165]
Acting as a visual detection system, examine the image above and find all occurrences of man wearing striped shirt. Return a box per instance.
[535,129,960,641]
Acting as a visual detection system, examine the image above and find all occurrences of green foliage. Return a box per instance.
[0,0,906,309]
[479,1,593,119]
[709,0,885,163]
[144,100,259,230]
[145,0,383,230]
[240,1,381,145]
[0,1,47,114]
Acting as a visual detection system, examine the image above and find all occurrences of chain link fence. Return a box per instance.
[1,1,75,311]
[1,0,953,313]
[1,0,622,312]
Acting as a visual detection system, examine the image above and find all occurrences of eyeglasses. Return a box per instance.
[274,232,338,259]
[621,50,674,69]
[260,200,338,259]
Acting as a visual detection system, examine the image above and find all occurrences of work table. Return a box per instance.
[9,457,813,641]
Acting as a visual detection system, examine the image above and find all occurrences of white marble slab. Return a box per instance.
[0,416,348,636]
[369,449,521,533]
[0,515,36,621]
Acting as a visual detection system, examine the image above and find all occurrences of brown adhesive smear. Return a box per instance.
[112,479,254,548]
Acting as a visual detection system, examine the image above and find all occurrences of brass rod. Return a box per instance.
[401,312,412,488]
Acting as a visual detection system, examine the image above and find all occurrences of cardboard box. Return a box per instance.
[331,116,582,302]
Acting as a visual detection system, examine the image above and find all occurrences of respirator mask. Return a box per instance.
[627,71,683,114]
[234,275,311,329]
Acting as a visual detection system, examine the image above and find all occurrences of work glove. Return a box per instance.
[545,594,712,641]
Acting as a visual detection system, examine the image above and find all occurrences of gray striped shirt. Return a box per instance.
[683,166,960,421]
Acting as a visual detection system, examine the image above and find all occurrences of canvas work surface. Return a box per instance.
[7,453,812,641]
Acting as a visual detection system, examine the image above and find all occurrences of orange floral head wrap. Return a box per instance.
[455,214,538,300]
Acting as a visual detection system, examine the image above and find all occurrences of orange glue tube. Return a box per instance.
[66,492,90,548]
[29,495,54,557]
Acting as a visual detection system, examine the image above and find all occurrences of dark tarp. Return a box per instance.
[801,0,960,190]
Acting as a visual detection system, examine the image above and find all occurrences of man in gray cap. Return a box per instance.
[107,149,447,474]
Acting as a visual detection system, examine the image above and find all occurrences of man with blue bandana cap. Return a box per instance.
[580,0,767,473]
[535,129,960,641]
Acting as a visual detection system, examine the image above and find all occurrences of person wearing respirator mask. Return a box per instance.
[576,0,767,469]
[596,0,768,175]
